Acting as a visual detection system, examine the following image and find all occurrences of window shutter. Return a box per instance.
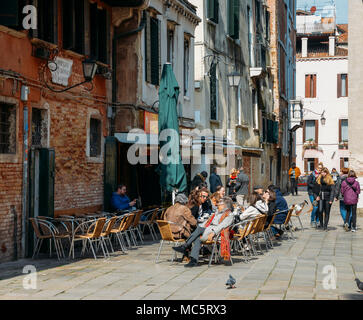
[0,1,19,26]
[304,159,308,173]
[346,74,348,97]
[210,62,217,120]
[312,74,317,98]
[340,158,344,171]
[150,17,160,85]
[228,0,239,39]
[303,120,306,142]
[315,120,319,144]
[339,119,342,142]
[207,0,219,23]
[337,74,342,98]
[314,158,319,170]
[144,11,151,83]
[305,75,310,98]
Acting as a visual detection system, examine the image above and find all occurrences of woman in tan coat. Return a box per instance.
[164,193,197,239]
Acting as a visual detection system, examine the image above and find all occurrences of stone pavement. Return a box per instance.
[0,191,362,300]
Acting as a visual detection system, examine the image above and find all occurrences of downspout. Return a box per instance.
[111,9,147,135]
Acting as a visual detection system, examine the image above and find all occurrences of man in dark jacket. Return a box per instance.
[307,163,323,227]
[235,167,250,206]
[209,167,223,193]
[191,171,208,190]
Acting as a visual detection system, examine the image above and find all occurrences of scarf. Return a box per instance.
[230,175,237,180]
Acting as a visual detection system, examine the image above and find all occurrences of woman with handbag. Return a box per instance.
[313,167,335,231]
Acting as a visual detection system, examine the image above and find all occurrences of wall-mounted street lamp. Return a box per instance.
[289,98,326,126]
[45,58,98,93]
[227,71,241,87]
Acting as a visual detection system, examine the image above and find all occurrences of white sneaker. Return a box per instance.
[351,228,356,232]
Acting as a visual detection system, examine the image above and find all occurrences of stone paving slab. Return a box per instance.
[0,192,362,300]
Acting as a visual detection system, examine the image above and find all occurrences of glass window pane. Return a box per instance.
[341,119,348,141]
[305,120,315,141]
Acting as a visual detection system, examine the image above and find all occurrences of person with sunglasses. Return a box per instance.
[188,187,213,225]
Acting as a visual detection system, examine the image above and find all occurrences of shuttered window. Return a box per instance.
[0,103,16,154]
[305,74,316,98]
[90,118,101,157]
[207,0,219,23]
[184,35,190,96]
[90,3,108,64]
[0,0,27,30]
[62,0,85,54]
[227,0,239,39]
[337,74,348,98]
[32,0,58,44]
[145,12,160,86]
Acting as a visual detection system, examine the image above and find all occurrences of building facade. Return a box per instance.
[191,0,282,193]
[293,8,348,175]
[0,0,148,262]
[348,0,363,214]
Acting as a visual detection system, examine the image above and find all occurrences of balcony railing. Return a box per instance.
[297,22,335,34]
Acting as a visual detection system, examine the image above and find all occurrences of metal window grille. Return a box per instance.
[0,103,16,154]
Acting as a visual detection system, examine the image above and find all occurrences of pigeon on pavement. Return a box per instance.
[355,278,363,292]
[226,274,236,289]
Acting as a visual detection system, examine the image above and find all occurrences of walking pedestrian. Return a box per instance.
[331,168,339,183]
[334,167,350,227]
[209,166,223,193]
[341,170,361,232]
[288,162,301,196]
[314,167,335,231]
[235,166,250,207]
[307,163,323,227]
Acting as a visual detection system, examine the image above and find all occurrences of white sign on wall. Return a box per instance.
[49,57,73,86]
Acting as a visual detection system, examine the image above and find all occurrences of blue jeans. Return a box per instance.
[340,200,352,227]
[309,195,319,223]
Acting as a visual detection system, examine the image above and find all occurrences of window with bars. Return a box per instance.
[0,0,27,30]
[90,118,101,157]
[145,11,160,86]
[0,103,16,154]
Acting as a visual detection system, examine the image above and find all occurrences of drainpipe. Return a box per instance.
[111,8,147,135]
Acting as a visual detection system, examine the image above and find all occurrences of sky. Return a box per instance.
[297,0,348,24]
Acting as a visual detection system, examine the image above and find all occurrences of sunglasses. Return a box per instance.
[200,195,208,199]
[264,191,270,194]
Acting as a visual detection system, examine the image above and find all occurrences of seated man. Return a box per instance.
[172,196,236,267]
[164,193,197,240]
[267,185,288,237]
[111,184,137,212]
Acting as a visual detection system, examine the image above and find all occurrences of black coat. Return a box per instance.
[209,173,223,193]
[307,172,318,195]
[190,200,213,220]
[191,174,205,190]
[313,178,335,202]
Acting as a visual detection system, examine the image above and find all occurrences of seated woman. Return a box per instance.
[210,191,222,213]
[164,193,197,240]
[264,188,277,229]
[238,191,268,223]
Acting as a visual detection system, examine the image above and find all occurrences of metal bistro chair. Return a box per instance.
[128,210,144,245]
[99,216,118,257]
[109,214,134,252]
[231,219,255,263]
[139,208,160,241]
[29,218,64,260]
[68,217,107,259]
[155,220,185,263]
[272,206,296,241]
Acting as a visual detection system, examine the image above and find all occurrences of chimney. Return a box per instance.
[302,37,308,58]
[329,36,335,56]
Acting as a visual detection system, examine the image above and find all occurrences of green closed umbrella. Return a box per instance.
[157,63,187,193]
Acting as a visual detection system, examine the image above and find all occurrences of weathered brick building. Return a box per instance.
[0,0,147,262]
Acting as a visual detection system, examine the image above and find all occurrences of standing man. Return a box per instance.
[288,162,301,196]
[209,166,223,193]
[235,166,250,206]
